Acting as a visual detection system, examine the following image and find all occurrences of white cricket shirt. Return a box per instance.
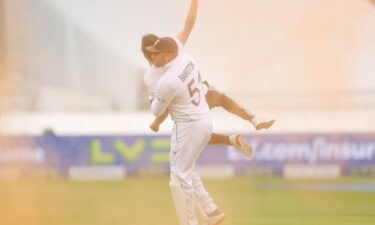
[144,66,166,98]
[150,39,210,122]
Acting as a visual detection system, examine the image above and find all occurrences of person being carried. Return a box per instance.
[142,34,275,133]
[141,0,274,159]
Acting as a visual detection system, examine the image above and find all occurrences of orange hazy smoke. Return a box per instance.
[0,0,21,114]
[195,0,375,110]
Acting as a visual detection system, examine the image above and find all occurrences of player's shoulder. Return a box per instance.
[158,71,180,90]
[144,66,163,82]
[158,71,176,85]
[146,66,164,76]
[143,69,153,86]
[143,68,151,81]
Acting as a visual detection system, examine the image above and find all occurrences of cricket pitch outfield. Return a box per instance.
[0,178,374,225]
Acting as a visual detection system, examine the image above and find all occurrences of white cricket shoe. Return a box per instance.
[203,209,226,225]
[229,134,252,157]
[250,116,275,130]
[207,214,226,225]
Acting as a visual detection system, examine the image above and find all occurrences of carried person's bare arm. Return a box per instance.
[150,109,169,132]
[177,0,198,45]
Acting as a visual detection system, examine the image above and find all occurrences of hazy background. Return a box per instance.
[1,0,375,113]
[0,0,375,136]
[0,3,374,225]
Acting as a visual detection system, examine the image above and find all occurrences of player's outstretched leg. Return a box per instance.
[205,87,275,130]
[229,134,253,157]
[209,133,252,157]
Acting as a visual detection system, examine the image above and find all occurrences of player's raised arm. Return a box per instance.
[177,0,198,46]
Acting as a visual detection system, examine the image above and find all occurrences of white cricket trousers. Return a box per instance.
[169,118,217,225]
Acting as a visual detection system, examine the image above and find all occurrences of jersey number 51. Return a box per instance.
[187,72,203,106]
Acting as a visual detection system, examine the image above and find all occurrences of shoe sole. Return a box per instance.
[256,120,275,130]
[209,214,226,225]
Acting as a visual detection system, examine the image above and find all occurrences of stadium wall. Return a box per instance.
[0,111,374,180]
[0,133,374,180]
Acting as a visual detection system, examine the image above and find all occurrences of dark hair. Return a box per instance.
[141,34,159,64]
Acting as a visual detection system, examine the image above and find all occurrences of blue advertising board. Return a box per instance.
[0,133,374,178]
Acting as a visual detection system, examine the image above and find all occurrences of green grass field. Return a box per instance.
[1,178,374,225]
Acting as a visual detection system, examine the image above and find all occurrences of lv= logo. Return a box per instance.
[89,138,170,165]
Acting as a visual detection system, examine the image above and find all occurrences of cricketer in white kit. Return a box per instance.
[148,37,224,225]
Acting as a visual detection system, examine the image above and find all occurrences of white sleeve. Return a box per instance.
[144,79,157,97]
[143,78,153,105]
[144,70,159,103]
[150,81,177,117]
